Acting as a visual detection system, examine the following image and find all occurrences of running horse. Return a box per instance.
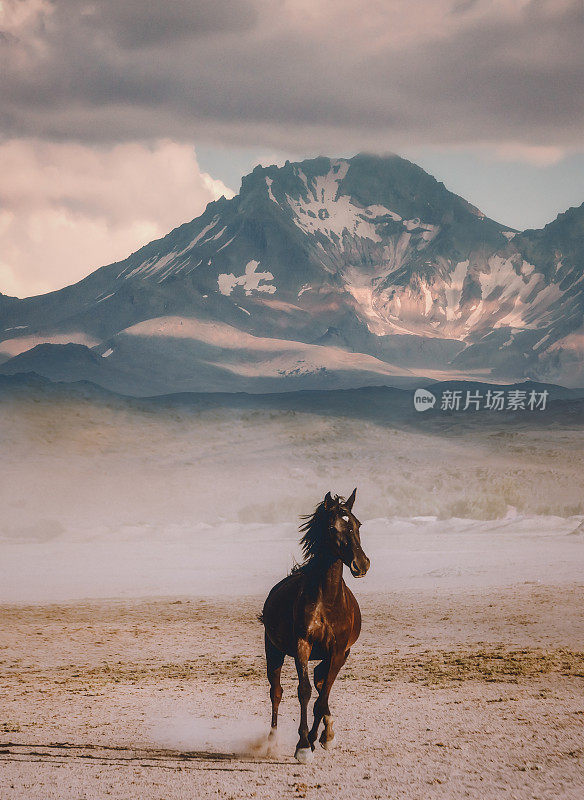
[260,489,370,762]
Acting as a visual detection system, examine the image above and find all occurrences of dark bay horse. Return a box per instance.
[260,488,370,763]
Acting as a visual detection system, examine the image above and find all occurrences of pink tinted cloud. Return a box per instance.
[0,139,233,297]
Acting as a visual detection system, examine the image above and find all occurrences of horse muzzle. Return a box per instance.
[349,555,370,578]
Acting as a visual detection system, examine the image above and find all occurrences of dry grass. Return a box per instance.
[382,646,584,685]
[10,647,584,694]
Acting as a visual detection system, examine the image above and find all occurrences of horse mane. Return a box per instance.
[294,495,342,569]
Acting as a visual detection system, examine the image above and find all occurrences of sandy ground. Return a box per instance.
[1,585,583,799]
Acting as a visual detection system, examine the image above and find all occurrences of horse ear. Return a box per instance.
[346,487,357,510]
[324,491,334,510]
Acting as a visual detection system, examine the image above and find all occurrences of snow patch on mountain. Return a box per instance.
[265,176,276,203]
[285,161,385,246]
[548,330,584,352]
[217,260,276,296]
[117,216,225,282]
[474,257,553,331]
[217,235,235,252]
[403,218,439,242]
[282,161,441,266]
[445,260,469,322]
[185,216,221,250]
[254,297,303,313]
[96,292,115,304]
[342,266,391,335]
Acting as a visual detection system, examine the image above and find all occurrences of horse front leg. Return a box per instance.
[312,648,350,751]
[265,632,284,739]
[294,639,313,763]
[308,657,329,748]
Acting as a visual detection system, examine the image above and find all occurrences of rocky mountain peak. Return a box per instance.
[1,154,583,393]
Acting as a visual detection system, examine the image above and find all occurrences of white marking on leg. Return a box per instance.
[320,715,335,750]
[294,747,314,764]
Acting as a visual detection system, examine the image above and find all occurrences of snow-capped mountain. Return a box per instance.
[1,154,583,394]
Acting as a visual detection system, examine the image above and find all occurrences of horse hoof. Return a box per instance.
[320,738,335,751]
[294,747,313,764]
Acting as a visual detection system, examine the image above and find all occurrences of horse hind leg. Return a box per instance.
[313,657,329,693]
[265,632,284,737]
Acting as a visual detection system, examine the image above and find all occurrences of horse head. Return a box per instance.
[323,488,370,578]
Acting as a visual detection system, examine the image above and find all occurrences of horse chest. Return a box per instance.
[305,601,350,650]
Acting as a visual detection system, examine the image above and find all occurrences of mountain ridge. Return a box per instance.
[2,371,583,434]
[1,153,583,393]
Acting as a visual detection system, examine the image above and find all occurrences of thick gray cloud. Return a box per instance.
[76,0,257,48]
[1,0,582,153]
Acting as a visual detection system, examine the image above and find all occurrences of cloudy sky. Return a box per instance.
[1,0,583,297]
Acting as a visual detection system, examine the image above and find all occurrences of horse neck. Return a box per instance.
[310,552,344,601]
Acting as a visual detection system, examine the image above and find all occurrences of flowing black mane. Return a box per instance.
[297,495,343,565]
